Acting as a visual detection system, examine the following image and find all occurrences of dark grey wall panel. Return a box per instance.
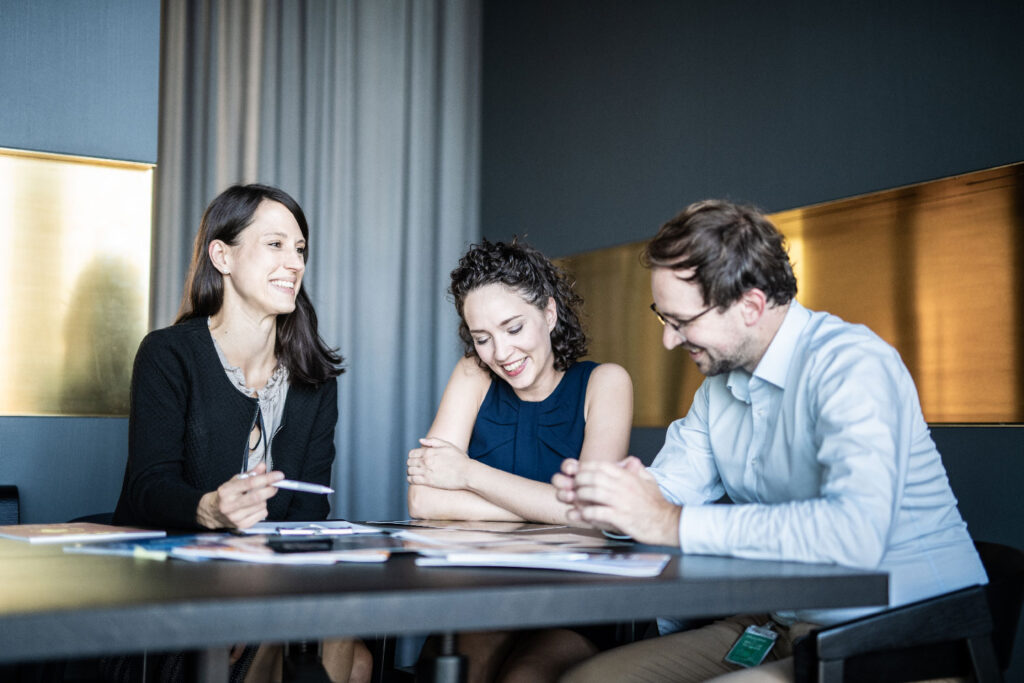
[0,417,128,523]
[0,0,160,163]
[481,0,1024,256]
[931,426,1024,551]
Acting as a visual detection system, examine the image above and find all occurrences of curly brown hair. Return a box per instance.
[450,238,588,372]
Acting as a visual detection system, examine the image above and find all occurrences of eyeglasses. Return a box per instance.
[650,302,715,333]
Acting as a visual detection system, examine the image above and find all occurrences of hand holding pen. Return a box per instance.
[195,463,285,531]
[238,469,334,494]
[195,464,335,531]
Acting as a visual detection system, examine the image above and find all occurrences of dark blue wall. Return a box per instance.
[0,0,159,523]
[481,0,1024,256]
[0,0,160,162]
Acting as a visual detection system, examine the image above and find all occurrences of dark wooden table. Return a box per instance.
[0,536,888,680]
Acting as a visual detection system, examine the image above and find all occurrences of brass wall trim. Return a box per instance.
[561,163,1024,426]
[0,146,155,171]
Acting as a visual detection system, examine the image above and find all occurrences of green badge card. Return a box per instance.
[724,624,778,668]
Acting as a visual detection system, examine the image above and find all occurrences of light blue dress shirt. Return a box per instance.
[649,301,987,625]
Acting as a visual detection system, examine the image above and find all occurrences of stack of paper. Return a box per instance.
[168,534,394,564]
[386,524,670,577]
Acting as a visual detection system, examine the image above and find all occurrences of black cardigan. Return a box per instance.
[113,317,337,530]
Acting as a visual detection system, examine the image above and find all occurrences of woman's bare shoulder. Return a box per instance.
[588,362,632,391]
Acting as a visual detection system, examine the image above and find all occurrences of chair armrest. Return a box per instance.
[812,585,991,660]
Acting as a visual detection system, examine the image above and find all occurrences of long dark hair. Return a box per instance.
[176,184,343,385]
[643,199,797,308]
[450,238,587,372]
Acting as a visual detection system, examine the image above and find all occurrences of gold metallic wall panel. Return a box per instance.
[0,148,153,416]
[565,246,705,427]
[562,163,1024,426]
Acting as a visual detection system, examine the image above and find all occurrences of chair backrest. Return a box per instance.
[67,512,115,525]
[976,540,1024,671]
[0,485,19,525]
[793,542,1024,682]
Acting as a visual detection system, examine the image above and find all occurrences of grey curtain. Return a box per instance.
[154,0,481,520]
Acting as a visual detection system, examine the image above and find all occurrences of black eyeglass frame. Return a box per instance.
[649,302,716,333]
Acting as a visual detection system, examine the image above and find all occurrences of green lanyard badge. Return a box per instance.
[724,624,778,668]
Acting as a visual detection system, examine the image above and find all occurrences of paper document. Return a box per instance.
[239,520,382,536]
[372,519,567,533]
[394,527,627,550]
[416,551,671,577]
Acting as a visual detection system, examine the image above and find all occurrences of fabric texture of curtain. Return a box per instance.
[154,0,481,520]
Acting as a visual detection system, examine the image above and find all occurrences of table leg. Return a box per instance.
[191,646,230,683]
[416,632,467,683]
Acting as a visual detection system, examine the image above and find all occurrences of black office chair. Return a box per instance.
[0,485,19,524]
[793,540,1024,683]
[67,511,114,525]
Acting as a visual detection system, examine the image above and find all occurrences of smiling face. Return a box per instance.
[650,266,758,376]
[463,283,560,401]
[215,200,307,320]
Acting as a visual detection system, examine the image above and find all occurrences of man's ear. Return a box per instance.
[544,296,558,332]
[208,240,231,275]
[739,288,767,326]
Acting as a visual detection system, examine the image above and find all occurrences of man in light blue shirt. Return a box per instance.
[556,200,986,683]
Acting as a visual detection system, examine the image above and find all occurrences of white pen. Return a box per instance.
[273,479,335,495]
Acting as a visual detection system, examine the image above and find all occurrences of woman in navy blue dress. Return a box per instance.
[407,239,633,681]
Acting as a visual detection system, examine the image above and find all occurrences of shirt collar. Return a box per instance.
[749,300,811,389]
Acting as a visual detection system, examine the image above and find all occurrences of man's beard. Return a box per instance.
[698,353,741,377]
[691,338,752,377]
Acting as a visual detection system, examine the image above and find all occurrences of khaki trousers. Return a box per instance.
[560,614,967,683]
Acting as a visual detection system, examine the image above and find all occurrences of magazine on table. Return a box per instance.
[64,534,224,560]
[0,522,166,545]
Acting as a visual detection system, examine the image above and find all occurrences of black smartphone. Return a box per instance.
[267,537,335,553]
[266,535,407,554]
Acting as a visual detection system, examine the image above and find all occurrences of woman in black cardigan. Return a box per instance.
[115,183,342,531]
[112,184,369,682]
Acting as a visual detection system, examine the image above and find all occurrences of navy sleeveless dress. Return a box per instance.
[467,359,620,649]
[467,361,597,482]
